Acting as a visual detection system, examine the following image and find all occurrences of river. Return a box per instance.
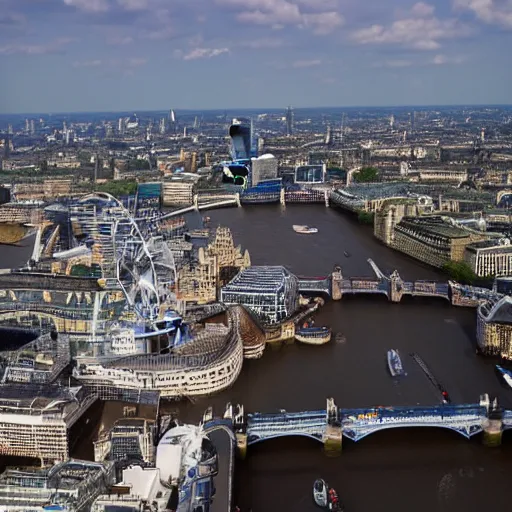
[190,204,512,512]
[3,204,512,511]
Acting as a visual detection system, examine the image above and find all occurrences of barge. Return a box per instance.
[295,326,331,345]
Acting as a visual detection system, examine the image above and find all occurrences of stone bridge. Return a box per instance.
[205,395,509,458]
[297,259,497,307]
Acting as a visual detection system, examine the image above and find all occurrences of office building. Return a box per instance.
[251,154,278,186]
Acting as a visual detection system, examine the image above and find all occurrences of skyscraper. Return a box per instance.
[229,119,252,161]
[285,106,294,136]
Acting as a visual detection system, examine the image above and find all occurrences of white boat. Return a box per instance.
[387,349,405,377]
[293,225,318,234]
[313,479,328,508]
[497,365,512,388]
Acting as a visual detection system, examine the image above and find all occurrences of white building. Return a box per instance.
[251,154,278,186]
[465,239,512,277]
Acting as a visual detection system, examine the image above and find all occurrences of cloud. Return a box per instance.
[0,37,76,55]
[430,53,466,65]
[373,59,414,68]
[351,2,471,50]
[182,47,230,60]
[217,0,344,34]
[107,35,134,45]
[303,12,344,35]
[292,58,321,67]
[117,0,150,11]
[63,0,110,13]
[372,53,466,68]
[73,59,102,67]
[454,0,512,29]
[243,37,285,48]
[0,12,26,26]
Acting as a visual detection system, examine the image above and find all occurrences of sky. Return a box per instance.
[1,0,512,113]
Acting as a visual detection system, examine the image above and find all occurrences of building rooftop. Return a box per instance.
[398,216,473,239]
[222,266,296,294]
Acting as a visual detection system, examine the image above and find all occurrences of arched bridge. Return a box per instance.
[209,395,510,452]
[297,259,492,307]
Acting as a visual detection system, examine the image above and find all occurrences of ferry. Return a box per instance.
[295,326,332,345]
[293,225,318,234]
[496,365,512,389]
[387,349,405,377]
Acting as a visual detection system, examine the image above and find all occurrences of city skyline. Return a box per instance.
[1,0,512,114]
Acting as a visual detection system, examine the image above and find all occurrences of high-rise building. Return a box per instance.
[251,154,278,186]
[229,118,252,160]
[285,106,294,136]
[118,117,125,135]
[24,119,30,133]
[159,118,166,134]
[29,119,35,135]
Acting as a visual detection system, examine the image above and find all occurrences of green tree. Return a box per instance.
[96,180,138,199]
[353,167,379,183]
[442,260,477,285]
[357,211,374,225]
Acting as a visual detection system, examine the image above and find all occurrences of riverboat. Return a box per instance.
[293,225,318,234]
[295,326,331,345]
[387,349,405,377]
[313,479,344,511]
[313,479,328,508]
[496,365,512,388]
[186,229,210,239]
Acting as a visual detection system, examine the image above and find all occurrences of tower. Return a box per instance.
[285,106,294,136]
[229,119,251,161]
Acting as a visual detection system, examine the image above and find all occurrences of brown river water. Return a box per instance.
[4,204,512,511]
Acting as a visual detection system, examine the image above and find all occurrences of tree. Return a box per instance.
[96,180,138,199]
[442,260,477,285]
[353,167,379,183]
[357,211,374,225]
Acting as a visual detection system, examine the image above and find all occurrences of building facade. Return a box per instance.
[251,154,278,186]
[464,239,512,277]
[477,296,512,359]
[391,216,486,268]
[0,385,97,464]
[220,266,299,324]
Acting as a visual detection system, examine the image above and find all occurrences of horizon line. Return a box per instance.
[2,103,512,117]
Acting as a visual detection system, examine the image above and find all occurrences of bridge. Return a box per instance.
[160,195,240,220]
[0,272,103,292]
[297,259,496,307]
[203,395,510,458]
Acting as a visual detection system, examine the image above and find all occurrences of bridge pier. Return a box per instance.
[389,270,404,303]
[331,265,343,301]
[481,395,503,447]
[232,403,247,460]
[280,188,286,206]
[324,398,342,457]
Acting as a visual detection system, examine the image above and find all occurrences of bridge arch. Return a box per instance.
[247,432,324,446]
[344,423,482,443]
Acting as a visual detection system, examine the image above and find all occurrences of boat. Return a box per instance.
[295,326,332,345]
[496,365,512,388]
[344,251,350,258]
[293,225,318,234]
[313,480,344,511]
[387,349,405,377]
[313,479,328,508]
